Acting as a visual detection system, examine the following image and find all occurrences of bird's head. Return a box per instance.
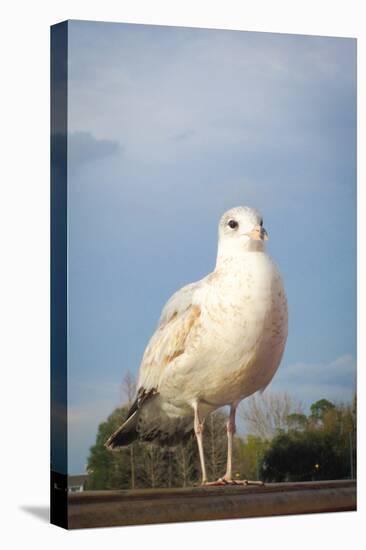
[217,206,268,261]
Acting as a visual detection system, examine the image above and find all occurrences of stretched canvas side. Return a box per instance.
[50,20,68,530]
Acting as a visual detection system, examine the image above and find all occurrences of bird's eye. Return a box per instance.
[259,219,263,227]
[228,219,238,229]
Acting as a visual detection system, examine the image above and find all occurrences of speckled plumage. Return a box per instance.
[106,206,288,481]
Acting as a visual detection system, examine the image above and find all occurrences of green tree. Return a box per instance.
[286,413,308,432]
[310,399,335,423]
[260,398,356,482]
[260,429,349,482]
[236,435,269,480]
[86,406,132,490]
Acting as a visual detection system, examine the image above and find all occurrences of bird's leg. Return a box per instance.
[193,403,208,484]
[203,405,237,486]
[219,405,264,486]
[222,404,236,482]
[205,405,264,486]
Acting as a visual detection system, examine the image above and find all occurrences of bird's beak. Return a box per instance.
[249,225,269,241]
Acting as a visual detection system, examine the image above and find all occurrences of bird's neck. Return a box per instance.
[215,240,265,270]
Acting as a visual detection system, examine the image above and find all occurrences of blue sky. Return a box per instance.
[66,21,356,473]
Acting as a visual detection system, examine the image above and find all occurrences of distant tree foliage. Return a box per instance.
[260,401,356,482]
[286,413,308,431]
[240,392,302,440]
[85,390,357,490]
[86,407,131,490]
[310,399,335,422]
[86,407,240,490]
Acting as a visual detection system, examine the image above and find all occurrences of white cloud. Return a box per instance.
[67,23,355,164]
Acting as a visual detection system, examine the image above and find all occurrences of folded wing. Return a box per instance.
[105,280,202,449]
[137,281,202,391]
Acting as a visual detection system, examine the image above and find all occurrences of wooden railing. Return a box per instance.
[68,479,356,529]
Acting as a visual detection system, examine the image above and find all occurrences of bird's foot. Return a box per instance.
[203,477,239,486]
[230,479,265,486]
[202,478,228,486]
[202,477,264,486]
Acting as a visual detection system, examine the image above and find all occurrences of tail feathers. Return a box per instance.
[105,409,139,449]
[105,387,158,450]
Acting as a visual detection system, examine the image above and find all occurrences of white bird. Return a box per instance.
[106,206,288,485]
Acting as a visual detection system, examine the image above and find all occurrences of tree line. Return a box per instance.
[85,375,356,489]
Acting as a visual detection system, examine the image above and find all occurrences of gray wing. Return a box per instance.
[136,279,204,391]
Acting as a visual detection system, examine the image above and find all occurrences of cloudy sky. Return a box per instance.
[65,20,356,473]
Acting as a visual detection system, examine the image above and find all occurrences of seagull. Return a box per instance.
[106,206,288,485]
